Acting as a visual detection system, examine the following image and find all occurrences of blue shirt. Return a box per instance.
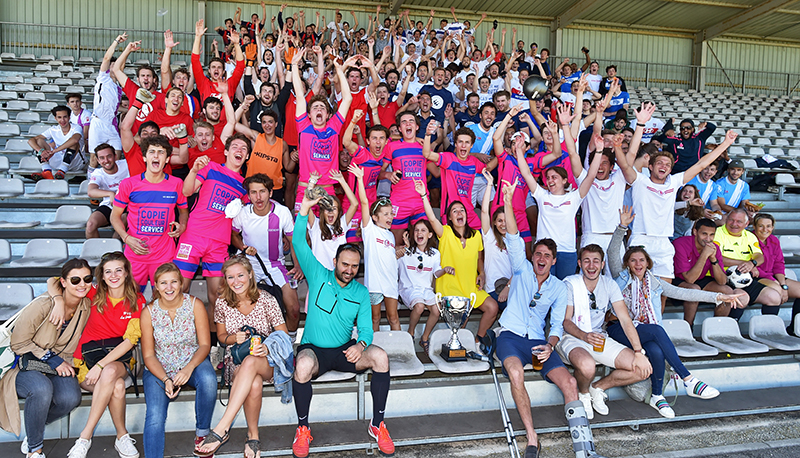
[420,84,454,121]
[498,232,567,341]
[468,123,494,155]
[454,110,480,129]
[606,92,630,114]
[715,176,750,208]
[686,175,718,208]
[560,70,582,94]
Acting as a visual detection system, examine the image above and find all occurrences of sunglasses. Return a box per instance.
[680,126,693,131]
[529,292,542,308]
[589,292,597,310]
[371,197,392,214]
[69,275,93,285]
[416,255,424,270]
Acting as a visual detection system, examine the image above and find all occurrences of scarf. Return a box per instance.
[565,276,593,333]
[622,271,658,325]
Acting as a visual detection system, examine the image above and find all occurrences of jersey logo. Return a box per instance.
[310,137,334,161]
[137,207,169,235]
[543,200,572,208]
[208,183,239,213]
[135,102,153,122]
[645,186,675,196]
[176,243,193,260]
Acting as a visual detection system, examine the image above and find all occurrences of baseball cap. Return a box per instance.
[729,159,745,169]
[511,131,530,143]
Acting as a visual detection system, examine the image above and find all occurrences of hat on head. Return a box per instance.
[680,119,695,127]
[729,159,745,169]
[511,131,531,143]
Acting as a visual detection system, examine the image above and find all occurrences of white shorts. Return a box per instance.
[580,232,615,276]
[88,118,123,152]
[555,333,628,369]
[42,150,86,173]
[471,175,496,207]
[399,287,437,309]
[628,233,675,278]
[254,263,290,288]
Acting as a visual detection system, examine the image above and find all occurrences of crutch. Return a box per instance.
[468,329,521,458]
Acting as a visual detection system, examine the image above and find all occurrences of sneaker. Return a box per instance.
[54,170,65,180]
[578,392,594,420]
[114,434,139,458]
[67,438,92,458]
[20,436,28,454]
[29,453,45,458]
[291,425,313,458]
[684,377,719,400]
[368,421,395,457]
[649,395,675,419]
[589,385,609,416]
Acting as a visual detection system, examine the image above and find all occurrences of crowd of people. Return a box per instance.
[3,4,800,458]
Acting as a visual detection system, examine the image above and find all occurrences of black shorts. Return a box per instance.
[94,205,112,224]
[271,187,285,206]
[694,276,718,290]
[297,339,366,379]
[741,281,768,306]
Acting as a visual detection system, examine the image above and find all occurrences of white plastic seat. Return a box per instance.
[701,316,769,355]
[0,156,8,173]
[12,156,41,173]
[32,101,57,112]
[314,370,357,382]
[0,178,24,197]
[43,205,91,228]
[80,238,124,265]
[0,53,16,60]
[72,180,89,197]
[33,64,51,72]
[774,174,800,201]
[0,239,10,263]
[757,137,773,146]
[662,319,719,357]
[23,92,45,103]
[9,239,69,267]
[25,123,49,137]
[428,328,489,374]
[5,140,33,153]
[0,284,34,320]
[78,79,95,87]
[769,147,786,157]
[738,137,753,146]
[77,57,95,64]
[372,331,424,377]
[41,71,61,79]
[0,123,20,137]
[748,315,800,351]
[15,112,40,123]
[748,146,765,157]
[779,235,800,256]
[39,84,60,93]
[0,91,17,101]
[66,72,84,80]
[189,280,208,306]
[776,138,791,147]
[728,146,745,157]
[26,180,70,197]
[741,158,758,170]
[0,111,7,122]
[65,86,85,94]
[12,83,34,93]
[5,100,29,111]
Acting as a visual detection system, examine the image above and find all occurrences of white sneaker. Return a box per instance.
[29,452,45,458]
[649,395,675,419]
[67,438,91,458]
[114,434,139,458]
[20,436,27,454]
[589,384,609,416]
[578,392,594,420]
[684,377,720,400]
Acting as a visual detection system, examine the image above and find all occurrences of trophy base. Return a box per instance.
[440,344,468,362]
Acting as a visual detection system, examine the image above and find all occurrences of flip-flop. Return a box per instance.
[419,339,430,355]
[244,439,261,458]
[194,430,229,457]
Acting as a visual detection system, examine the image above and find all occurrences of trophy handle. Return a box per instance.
[469,292,477,308]
[435,292,443,314]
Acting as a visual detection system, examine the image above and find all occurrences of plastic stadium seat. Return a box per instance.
[787,149,800,157]
[0,123,20,137]
[11,84,33,93]
[0,53,16,60]
[188,280,208,306]
[748,315,800,351]
[757,138,773,146]
[53,78,73,86]
[0,91,17,100]
[73,180,89,197]
[46,60,63,66]
[4,139,33,153]
[315,370,357,382]
[0,239,9,263]
[81,238,123,266]
[66,72,83,80]
[0,76,23,84]
[776,139,791,147]
[15,112,40,123]
[701,317,769,355]
[32,101,57,112]
[372,331,425,377]
[9,239,68,267]
[34,64,51,72]
[26,180,69,197]
[738,137,753,146]
[741,158,758,170]
[0,284,34,320]
[79,67,94,74]
[59,56,75,63]
[78,79,95,87]
[0,111,7,122]
[748,146,765,156]
[428,328,490,374]
[779,234,800,256]
[77,57,94,64]
[39,84,59,93]
[57,66,73,73]
[39,54,55,61]
[0,178,24,197]
[41,71,61,79]
[6,101,29,111]
[12,156,40,173]
[775,174,800,201]
[662,319,718,357]
[0,156,9,173]
[30,76,50,85]
[43,205,92,229]
[24,124,50,138]
[769,147,786,157]
[64,86,85,94]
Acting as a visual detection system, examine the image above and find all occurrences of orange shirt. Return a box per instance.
[247,134,284,189]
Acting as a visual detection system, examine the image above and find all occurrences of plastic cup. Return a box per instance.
[593,332,607,353]
[531,348,544,371]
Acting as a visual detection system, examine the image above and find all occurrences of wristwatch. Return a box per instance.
[751,259,758,267]
[782,284,789,291]
[635,348,646,356]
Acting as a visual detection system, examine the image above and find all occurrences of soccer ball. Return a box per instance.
[726,265,753,288]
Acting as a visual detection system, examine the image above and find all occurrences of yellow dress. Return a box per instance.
[435,225,490,308]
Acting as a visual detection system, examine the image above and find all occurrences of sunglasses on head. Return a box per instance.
[371,197,392,213]
[69,275,93,285]
[589,292,597,310]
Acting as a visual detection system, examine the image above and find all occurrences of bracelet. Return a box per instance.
[123,234,129,243]
[96,362,104,370]
[636,122,646,127]
[162,376,170,384]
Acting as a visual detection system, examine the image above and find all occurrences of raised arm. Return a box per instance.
[217,82,236,144]
[557,103,582,177]
[101,34,127,73]
[609,207,633,279]
[613,130,637,184]
[161,30,179,91]
[112,39,140,89]
[422,121,441,163]
[513,135,538,195]
[343,109,364,154]
[291,48,307,116]
[578,145,603,198]
[335,55,361,119]
[629,102,655,164]
[415,179,444,237]
[480,169,495,233]
[684,130,738,184]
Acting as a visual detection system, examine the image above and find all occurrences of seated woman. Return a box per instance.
[481,170,512,312]
[752,213,800,334]
[672,184,705,240]
[0,259,92,458]
[196,256,289,458]
[608,207,743,419]
[140,262,216,458]
[50,252,145,458]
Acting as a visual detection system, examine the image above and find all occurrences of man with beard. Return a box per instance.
[244,75,280,134]
[191,19,245,126]
[160,30,201,119]
[420,67,454,122]
[660,118,718,172]
[86,143,129,239]
[455,92,481,128]
[114,40,163,135]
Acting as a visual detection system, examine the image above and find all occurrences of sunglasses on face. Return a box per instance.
[69,275,93,285]
[680,126,693,131]
[589,292,597,310]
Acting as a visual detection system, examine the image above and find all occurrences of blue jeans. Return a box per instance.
[607,322,691,396]
[142,358,217,458]
[551,251,578,280]
[15,370,82,452]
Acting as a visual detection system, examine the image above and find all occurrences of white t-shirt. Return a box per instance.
[577,168,627,235]
[362,219,398,298]
[42,125,81,149]
[233,202,295,281]
[565,274,624,332]
[407,79,425,96]
[488,77,505,95]
[483,229,512,294]
[308,215,348,271]
[630,118,666,144]
[70,108,91,131]
[93,71,121,121]
[585,73,603,93]
[398,247,441,304]
[533,186,584,252]
[630,171,685,237]
[89,160,129,208]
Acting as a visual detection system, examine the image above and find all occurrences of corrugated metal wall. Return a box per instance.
[705,39,800,95]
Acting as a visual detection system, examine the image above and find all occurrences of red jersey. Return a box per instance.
[283,91,314,147]
[164,82,201,119]
[125,141,173,177]
[74,287,146,359]
[123,79,165,136]
[190,53,244,125]
[340,87,368,149]
[375,100,400,128]
[188,138,226,168]
[142,108,195,150]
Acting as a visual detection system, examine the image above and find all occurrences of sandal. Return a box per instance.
[193,430,229,457]
[244,438,261,458]
[420,339,430,354]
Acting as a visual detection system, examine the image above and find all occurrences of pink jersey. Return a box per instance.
[437,152,484,228]
[184,162,245,243]
[384,139,428,205]
[343,145,386,213]
[114,173,187,263]
[297,112,344,187]
[492,150,536,213]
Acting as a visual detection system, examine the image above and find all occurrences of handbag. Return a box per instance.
[623,365,678,406]
[81,337,133,369]
[0,307,27,380]
[251,252,287,316]
[18,308,83,376]
[230,325,264,366]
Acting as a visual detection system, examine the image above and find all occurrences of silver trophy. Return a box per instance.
[435,292,478,362]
